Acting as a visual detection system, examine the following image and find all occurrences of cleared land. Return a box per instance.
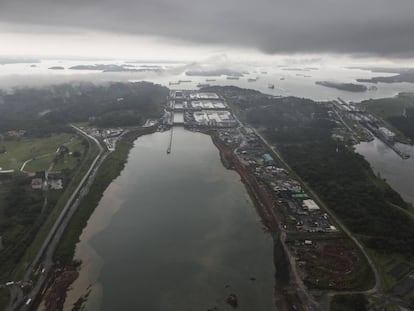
[0,131,91,283]
[0,134,73,172]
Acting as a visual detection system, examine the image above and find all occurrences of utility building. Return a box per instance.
[263,153,274,166]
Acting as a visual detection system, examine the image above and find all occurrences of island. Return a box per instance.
[185,69,244,77]
[69,64,162,73]
[349,67,414,84]
[357,71,414,84]
[49,66,65,70]
[315,81,368,92]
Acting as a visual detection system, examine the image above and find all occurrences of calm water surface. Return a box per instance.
[64,127,275,311]
[355,138,414,205]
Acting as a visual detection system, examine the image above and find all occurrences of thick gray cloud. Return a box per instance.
[1,0,414,57]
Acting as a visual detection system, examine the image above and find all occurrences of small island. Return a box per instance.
[348,67,414,84]
[185,69,244,77]
[357,71,414,84]
[315,81,367,92]
[69,64,161,73]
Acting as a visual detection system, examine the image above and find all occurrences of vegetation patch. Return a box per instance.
[331,294,368,311]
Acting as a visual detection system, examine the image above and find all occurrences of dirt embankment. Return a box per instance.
[40,264,79,311]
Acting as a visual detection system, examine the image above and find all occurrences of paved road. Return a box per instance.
[6,125,106,310]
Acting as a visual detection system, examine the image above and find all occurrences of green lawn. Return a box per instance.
[24,154,55,172]
[0,134,73,172]
[11,137,99,280]
[53,137,87,171]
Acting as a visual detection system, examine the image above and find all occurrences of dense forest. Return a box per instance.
[278,141,413,256]
[362,94,414,141]
[0,82,168,136]
[388,107,414,140]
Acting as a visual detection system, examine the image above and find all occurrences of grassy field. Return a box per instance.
[24,154,55,172]
[10,135,99,280]
[0,134,73,172]
[53,136,87,171]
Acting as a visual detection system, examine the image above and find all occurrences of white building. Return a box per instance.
[303,199,320,211]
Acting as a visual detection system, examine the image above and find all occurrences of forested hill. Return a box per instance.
[0,82,168,136]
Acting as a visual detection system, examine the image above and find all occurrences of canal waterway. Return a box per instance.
[355,138,414,205]
[64,127,275,311]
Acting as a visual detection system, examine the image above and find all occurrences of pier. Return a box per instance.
[167,126,173,154]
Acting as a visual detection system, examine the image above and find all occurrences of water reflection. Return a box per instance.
[65,127,275,311]
[355,138,414,204]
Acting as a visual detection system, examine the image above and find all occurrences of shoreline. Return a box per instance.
[41,126,306,311]
[36,126,158,311]
[211,132,304,311]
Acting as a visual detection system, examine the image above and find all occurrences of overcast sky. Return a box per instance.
[1,0,414,61]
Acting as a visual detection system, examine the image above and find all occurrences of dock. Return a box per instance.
[167,126,173,154]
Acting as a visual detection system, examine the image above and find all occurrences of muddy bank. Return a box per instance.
[38,264,79,311]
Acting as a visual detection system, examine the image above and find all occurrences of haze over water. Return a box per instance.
[65,127,275,310]
[1,60,413,102]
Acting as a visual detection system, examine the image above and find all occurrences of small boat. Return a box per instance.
[268,84,275,89]
[227,76,239,80]
[178,79,192,83]
[206,79,216,82]
[248,78,257,82]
